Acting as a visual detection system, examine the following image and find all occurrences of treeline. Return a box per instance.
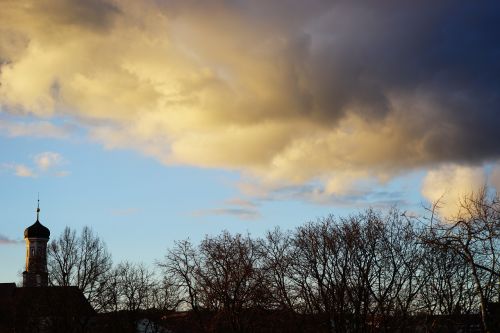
[47,188,500,333]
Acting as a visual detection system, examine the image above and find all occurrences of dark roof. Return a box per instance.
[0,285,95,332]
[0,283,16,311]
[0,284,16,332]
[13,286,95,317]
[0,283,16,298]
[24,220,50,239]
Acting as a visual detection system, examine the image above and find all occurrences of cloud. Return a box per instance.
[237,176,408,211]
[34,151,63,171]
[421,164,486,219]
[223,198,258,209]
[0,234,22,245]
[15,164,36,177]
[491,166,500,191]
[0,118,73,139]
[194,197,261,220]
[194,207,261,221]
[2,163,37,178]
[2,151,68,178]
[1,1,500,195]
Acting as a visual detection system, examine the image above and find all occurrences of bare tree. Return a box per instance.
[292,216,343,332]
[93,266,122,313]
[47,226,112,310]
[147,199,500,332]
[289,209,429,332]
[364,210,428,330]
[418,244,476,315]
[259,227,297,311]
[196,231,266,332]
[423,187,500,333]
[47,227,78,286]
[158,239,200,311]
[115,261,155,312]
[150,274,182,312]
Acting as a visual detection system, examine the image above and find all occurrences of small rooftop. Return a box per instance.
[24,220,50,239]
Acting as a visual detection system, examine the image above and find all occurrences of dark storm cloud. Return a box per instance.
[39,0,120,31]
[300,1,500,162]
[159,0,500,165]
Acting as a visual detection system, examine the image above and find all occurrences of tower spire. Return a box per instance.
[36,193,40,221]
[24,194,50,287]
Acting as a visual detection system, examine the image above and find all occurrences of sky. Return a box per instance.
[1,0,500,283]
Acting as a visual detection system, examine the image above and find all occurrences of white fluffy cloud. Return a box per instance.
[14,164,36,178]
[2,151,68,178]
[421,165,487,219]
[34,151,64,171]
[2,163,36,178]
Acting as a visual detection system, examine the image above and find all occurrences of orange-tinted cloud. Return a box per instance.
[421,164,486,219]
[1,0,500,195]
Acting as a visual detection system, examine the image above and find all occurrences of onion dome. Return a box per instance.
[24,220,50,239]
[24,200,50,239]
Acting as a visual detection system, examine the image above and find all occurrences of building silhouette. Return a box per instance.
[0,202,95,333]
[22,200,50,287]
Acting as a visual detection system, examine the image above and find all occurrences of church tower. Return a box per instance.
[22,200,50,287]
